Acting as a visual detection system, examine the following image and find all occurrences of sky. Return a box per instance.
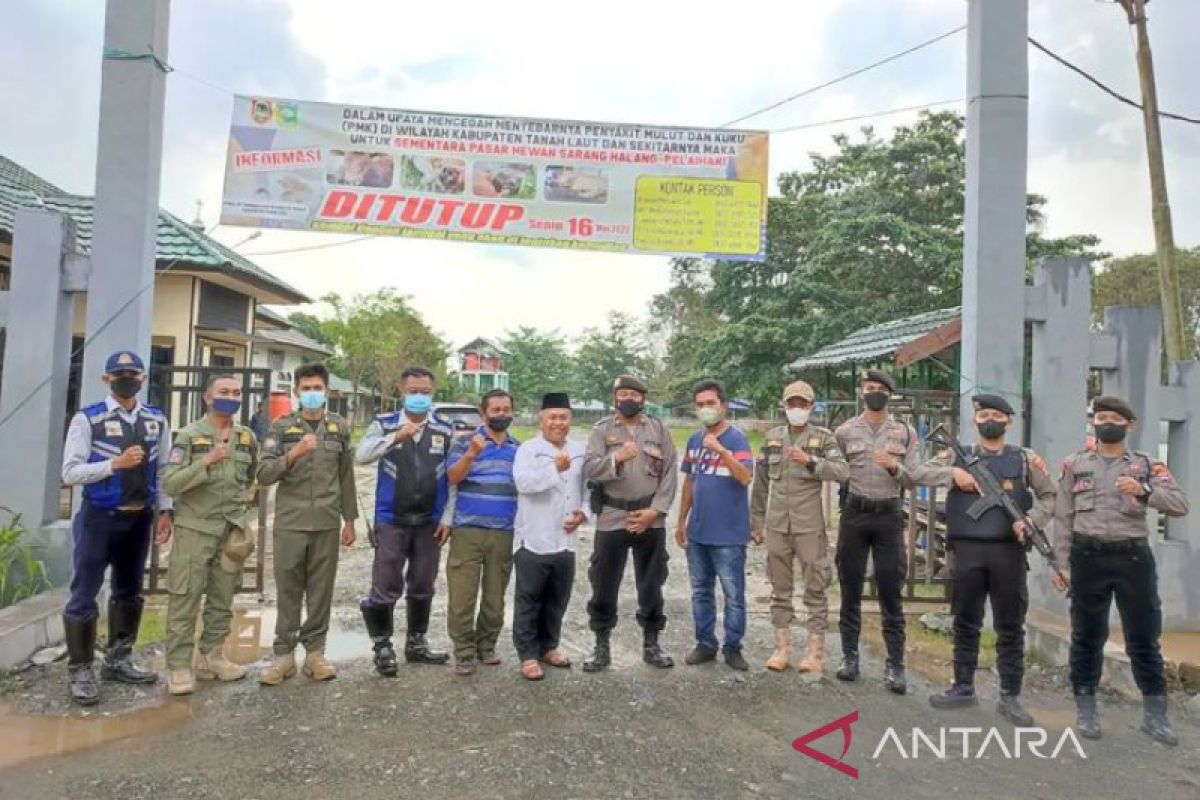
[2,0,1199,351]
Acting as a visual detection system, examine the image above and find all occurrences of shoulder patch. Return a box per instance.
[326,421,340,434]
[240,430,252,446]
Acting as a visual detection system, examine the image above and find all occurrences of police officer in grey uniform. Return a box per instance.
[1055,395,1190,746]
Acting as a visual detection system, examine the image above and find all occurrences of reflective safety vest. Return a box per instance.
[81,401,165,509]
[374,412,451,526]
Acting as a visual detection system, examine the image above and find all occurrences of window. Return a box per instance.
[268,349,285,372]
[198,281,250,332]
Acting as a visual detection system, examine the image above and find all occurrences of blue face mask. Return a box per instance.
[299,390,326,410]
[211,397,241,416]
[404,393,433,415]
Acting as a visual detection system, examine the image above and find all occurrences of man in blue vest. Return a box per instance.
[923,394,1056,726]
[355,366,452,675]
[60,350,173,705]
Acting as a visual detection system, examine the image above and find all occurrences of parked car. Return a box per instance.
[434,403,483,438]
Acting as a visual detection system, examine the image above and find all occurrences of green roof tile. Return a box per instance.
[787,306,961,372]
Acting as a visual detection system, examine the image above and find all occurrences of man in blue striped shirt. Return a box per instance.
[445,389,520,676]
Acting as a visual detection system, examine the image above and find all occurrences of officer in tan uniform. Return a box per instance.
[751,380,848,674]
[833,369,938,694]
[257,364,358,686]
[1054,395,1190,746]
[162,375,258,696]
[581,374,678,672]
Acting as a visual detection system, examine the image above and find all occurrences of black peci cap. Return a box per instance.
[541,392,571,410]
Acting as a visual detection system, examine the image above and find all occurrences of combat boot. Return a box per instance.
[404,598,450,664]
[796,633,825,674]
[258,651,297,686]
[1140,695,1178,747]
[63,614,100,706]
[642,629,674,669]
[1074,690,1102,740]
[101,598,158,684]
[883,661,907,695]
[997,694,1035,727]
[930,683,978,709]
[302,649,337,682]
[582,631,611,673]
[360,600,398,677]
[167,669,195,696]
[195,645,248,682]
[836,651,860,682]
[765,629,791,672]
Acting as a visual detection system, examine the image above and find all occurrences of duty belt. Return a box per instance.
[845,493,898,514]
[1072,536,1149,554]
[603,494,656,512]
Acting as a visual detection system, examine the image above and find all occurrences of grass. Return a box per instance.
[907,621,999,668]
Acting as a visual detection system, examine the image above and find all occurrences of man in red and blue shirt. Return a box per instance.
[675,379,755,671]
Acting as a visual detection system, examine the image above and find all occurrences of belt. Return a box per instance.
[1072,536,1149,554]
[116,505,147,513]
[845,494,898,514]
[603,494,656,512]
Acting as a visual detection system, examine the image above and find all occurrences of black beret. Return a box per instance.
[541,392,571,410]
[1092,395,1136,422]
[972,393,1015,416]
[862,369,895,394]
[612,374,648,395]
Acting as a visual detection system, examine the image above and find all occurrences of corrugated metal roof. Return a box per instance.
[0,156,308,304]
[787,306,961,372]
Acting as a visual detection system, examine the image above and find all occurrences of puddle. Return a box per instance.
[0,701,194,770]
[225,606,366,664]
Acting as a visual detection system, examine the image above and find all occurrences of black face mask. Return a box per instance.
[976,420,1007,440]
[1095,422,1128,444]
[616,399,644,418]
[863,391,889,412]
[110,376,142,400]
[487,415,513,433]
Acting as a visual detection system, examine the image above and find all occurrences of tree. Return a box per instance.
[1094,248,1200,355]
[573,312,649,404]
[499,327,575,411]
[286,311,336,348]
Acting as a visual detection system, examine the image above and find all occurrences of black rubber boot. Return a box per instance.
[642,629,674,669]
[836,652,860,682]
[404,598,449,665]
[997,694,1035,727]
[360,600,398,677]
[101,598,158,684]
[930,683,978,709]
[883,661,907,695]
[1141,695,1178,747]
[1074,690,1102,740]
[582,631,611,673]
[64,614,100,706]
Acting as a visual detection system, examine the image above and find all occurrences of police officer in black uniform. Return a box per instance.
[925,395,1056,726]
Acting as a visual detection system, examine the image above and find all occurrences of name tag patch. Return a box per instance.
[104,421,123,438]
[429,434,446,455]
[144,420,159,437]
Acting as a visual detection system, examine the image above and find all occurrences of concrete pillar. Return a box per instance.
[80,0,171,394]
[1159,361,1199,629]
[1099,306,1162,456]
[0,210,80,527]
[959,0,1030,441]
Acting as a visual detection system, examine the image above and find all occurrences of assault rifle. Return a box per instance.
[927,425,1069,588]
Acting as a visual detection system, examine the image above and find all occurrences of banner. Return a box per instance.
[220,96,768,260]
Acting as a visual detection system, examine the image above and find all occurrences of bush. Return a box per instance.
[0,507,50,608]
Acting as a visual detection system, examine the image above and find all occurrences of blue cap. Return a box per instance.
[104,350,145,374]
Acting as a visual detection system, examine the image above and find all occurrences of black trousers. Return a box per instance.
[367,521,441,605]
[512,548,576,661]
[587,528,669,634]
[66,504,152,620]
[836,508,906,664]
[949,540,1028,694]
[1069,539,1165,696]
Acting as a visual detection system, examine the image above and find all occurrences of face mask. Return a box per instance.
[211,397,241,416]
[785,408,811,426]
[487,415,513,433]
[110,376,142,400]
[696,407,723,427]
[404,393,433,415]
[616,399,644,418]
[976,420,1007,440]
[299,390,326,410]
[1095,422,1128,444]
[863,391,889,412]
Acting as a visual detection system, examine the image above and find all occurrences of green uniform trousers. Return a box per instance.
[165,524,240,669]
[446,527,514,660]
[272,528,341,655]
[765,527,832,635]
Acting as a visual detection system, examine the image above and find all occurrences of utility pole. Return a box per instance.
[1115,0,1192,361]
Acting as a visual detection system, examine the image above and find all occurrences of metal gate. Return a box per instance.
[145,365,273,598]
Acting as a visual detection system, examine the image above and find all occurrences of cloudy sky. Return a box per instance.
[2,0,1198,349]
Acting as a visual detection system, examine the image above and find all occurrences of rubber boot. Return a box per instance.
[796,632,825,674]
[64,614,100,706]
[360,599,398,677]
[1140,695,1178,747]
[766,629,791,672]
[302,649,337,681]
[582,631,611,673]
[642,629,674,669]
[258,651,297,686]
[195,645,248,682]
[404,598,449,665]
[101,598,158,684]
[1074,691,1102,740]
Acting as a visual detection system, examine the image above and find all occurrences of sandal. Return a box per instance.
[520,660,545,681]
[539,649,572,669]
